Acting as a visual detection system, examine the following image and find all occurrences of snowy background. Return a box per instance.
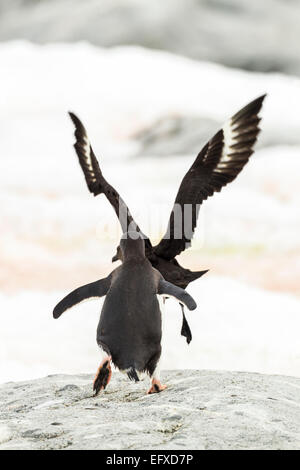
[0,1,299,383]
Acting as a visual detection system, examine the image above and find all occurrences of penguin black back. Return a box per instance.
[97,232,162,377]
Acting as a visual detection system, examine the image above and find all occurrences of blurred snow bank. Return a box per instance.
[0,41,300,153]
[0,275,299,384]
[1,0,300,77]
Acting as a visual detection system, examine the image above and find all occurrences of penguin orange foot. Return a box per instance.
[93,356,112,396]
[147,379,167,394]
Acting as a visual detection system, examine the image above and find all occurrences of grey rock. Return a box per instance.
[132,113,300,157]
[0,0,299,76]
[133,116,220,156]
[0,370,299,450]
[58,384,80,393]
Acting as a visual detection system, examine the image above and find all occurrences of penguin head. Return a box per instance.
[119,231,145,261]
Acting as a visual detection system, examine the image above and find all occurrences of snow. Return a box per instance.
[1,277,299,383]
[0,42,299,383]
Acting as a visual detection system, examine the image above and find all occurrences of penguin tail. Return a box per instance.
[127,367,140,382]
[189,269,209,283]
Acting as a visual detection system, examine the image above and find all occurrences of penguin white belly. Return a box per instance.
[153,294,166,382]
[157,294,166,336]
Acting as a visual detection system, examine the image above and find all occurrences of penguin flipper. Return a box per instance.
[158,279,197,311]
[53,275,111,319]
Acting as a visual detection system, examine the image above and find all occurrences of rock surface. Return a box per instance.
[133,116,220,156]
[0,370,299,450]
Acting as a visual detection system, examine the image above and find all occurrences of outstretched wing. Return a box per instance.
[154,95,266,260]
[68,112,151,249]
[68,112,103,196]
[158,278,197,311]
[53,275,112,319]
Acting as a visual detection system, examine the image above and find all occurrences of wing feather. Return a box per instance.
[154,95,266,260]
[68,112,152,251]
[68,112,102,195]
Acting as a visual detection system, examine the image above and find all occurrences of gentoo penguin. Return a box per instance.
[53,231,197,395]
[68,94,266,343]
